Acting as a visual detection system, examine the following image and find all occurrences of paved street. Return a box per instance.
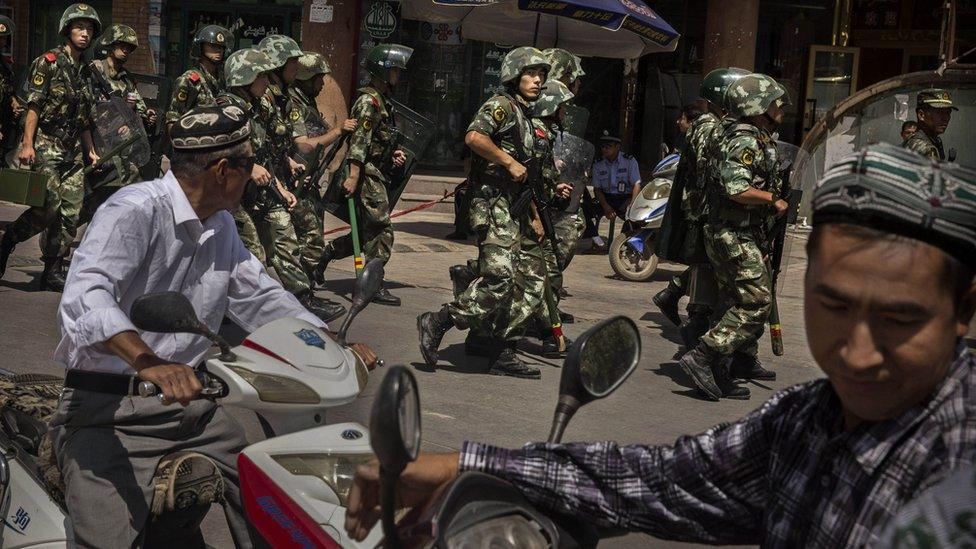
[0,200,823,548]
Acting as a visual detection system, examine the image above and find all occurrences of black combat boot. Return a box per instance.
[449,264,478,298]
[677,342,723,401]
[713,360,751,400]
[298,292,347,323]
[464,331,495,357]
[0,231,15,280]
[558,309,575,324]
[652,282,683,326]
[679,307,712,350]
[38,258,68,292]
[730,353,776,381]
[556,287,571,299]
[541,335,573,358]
[488,344,541,379]
[373,284,401,306]
[311,245,335,287]
[417,307,454,366]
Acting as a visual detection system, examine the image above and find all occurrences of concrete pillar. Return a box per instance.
[301,0,360,135]
[702,0,759,73]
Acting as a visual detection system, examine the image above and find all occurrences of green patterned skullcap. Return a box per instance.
[258,34,302,69]
[224,48,275,88]
[534,80,574,118]
[500,47,550,84]
[917,88,959,111]
[725,73,784,118]
[813,143,976,268]
[543,48,584,83]
[171,105,251,151]
[296,51,332,81]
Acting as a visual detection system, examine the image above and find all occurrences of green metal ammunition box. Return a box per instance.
[0,168,48,207]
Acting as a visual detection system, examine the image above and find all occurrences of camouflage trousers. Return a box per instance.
[329,172,393,264]
[448,196,546,342]
[3,133,85,261]
[700,224,772,357]
[547,210,584,292]
[290,197,326,279]
[233,205,311,296]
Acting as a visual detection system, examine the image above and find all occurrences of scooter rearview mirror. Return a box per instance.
[370,365,421,549]
[131,292,237,361]
[548,316,641,444]
[337,259,385,344]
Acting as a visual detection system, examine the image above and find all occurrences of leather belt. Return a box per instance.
[64,369,141,396]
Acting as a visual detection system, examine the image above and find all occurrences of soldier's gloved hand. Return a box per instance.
[773,198,789,218]
[252,164,273,186]
[393,149,407,168]
[555,182,572,199]
[341,118,358,133]
[507,160,527,183]
[17,144,35,166]
[342,175,359,197]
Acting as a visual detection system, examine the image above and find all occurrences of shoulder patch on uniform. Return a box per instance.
[534,127,546,138]
[371,95,380,107]
[363,119,373,131]
[32,73,44,86]
[189,71,201,83]
[289,109,300,121]
[44,52,57,63]
[176,88,188,101]
[741,150,755,166]
[492,106,506,123]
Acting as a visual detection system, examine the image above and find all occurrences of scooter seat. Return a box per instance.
[0,405,48,456]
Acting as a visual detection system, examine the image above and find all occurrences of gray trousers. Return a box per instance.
[48,388,255,549]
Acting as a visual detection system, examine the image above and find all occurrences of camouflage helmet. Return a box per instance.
[224,48,275,88]
[0,15,15,37]
[296,51,332,81]
[191,25,233,59]
[59,3,101,37]
[258,34,302,70]
[100,24,138,49]
[364,43,413,81]
[699,67,750,108]
[534,80,575,118]
[543,48,584,84]
[725,73,785,118]
[500,47,550,84]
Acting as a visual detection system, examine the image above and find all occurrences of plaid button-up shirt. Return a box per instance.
[460,346,976,547]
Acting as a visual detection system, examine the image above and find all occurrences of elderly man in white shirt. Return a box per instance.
[48,105,377,548]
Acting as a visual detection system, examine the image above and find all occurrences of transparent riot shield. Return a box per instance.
[387,98,435,208]
[562,104,590,139]
[91,97,151,169]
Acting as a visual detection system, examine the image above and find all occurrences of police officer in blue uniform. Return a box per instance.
[591,130,641,248]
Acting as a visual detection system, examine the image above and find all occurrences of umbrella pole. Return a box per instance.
[533,13,540,46]
[620,58,640,152]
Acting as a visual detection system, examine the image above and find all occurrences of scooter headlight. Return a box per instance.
[271,453,374,506]
[226,365,320,404]
[447,514,550,549]
[641,178,671,200]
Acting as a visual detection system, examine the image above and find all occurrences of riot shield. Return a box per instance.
[386,98,435,208]
[562,104,590,139]
[89,97,152,188]
[130,73,171,180]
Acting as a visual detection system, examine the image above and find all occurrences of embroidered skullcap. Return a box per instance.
[171,105,251,151]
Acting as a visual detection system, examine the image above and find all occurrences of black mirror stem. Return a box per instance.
[202,326,237,362]
[380,467,403,549]
[547,394,580,444]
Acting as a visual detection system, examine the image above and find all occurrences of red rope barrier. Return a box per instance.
[321,188,458,237]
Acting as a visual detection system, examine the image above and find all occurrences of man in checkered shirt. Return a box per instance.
[346,143,976,546]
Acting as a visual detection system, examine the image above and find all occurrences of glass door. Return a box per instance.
[803,45,860,134]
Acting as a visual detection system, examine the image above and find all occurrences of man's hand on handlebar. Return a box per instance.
[135,356,202,406]
[345,452,460,542]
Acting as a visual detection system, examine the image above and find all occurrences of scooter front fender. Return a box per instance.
[625,228,656,256]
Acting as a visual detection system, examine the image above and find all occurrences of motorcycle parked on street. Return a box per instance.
[0,260,386,548]
[609,153,679,282]
[371,315,642,548]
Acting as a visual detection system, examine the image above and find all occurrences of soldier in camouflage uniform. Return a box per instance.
[654,68,750,349]
[417,47,552,379]
[678,73,790,401]
[543,48,585,94]
[289,51,357,284]
[0,4,100,292]
[217,48,345,322]
[313,43,413,307]
[0,15,17,164]
[79,24,158,224]
[902,89,957,162]
[165,25,232,136]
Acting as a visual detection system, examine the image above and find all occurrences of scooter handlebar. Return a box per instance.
[137,370,227,402]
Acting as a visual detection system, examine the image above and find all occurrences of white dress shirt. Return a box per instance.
[56,171,325,374]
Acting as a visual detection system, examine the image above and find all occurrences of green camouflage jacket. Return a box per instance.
[346,86,396,179]
[261,82,295,178]
[86,59,149,123]
[531,118,560,201]
[166,66,222,124]
[288,85,329,139]
[706,119,781,228]
[679,111,722,220]
[24,48,91,143]
[217,90,283,209]
[902,130,945,162]
[468,91,535,184]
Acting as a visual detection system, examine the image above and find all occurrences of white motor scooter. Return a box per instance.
[608,152,679,281]
[0,260,388,548]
